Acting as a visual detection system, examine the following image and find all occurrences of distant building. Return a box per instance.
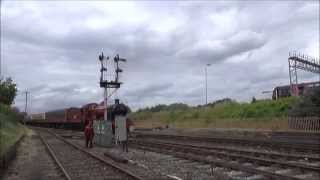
[272,81,320,100]
[29,112,46,120]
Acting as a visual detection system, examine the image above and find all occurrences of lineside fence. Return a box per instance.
[288,106,320,132]
[288,116,320,132]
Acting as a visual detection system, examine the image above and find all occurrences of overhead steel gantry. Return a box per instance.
[288,51,320,96]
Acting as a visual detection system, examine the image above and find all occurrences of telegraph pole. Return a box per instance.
[24,91,29,125]
[0,56,2,79]
[0,49,2,80]
[0,0,2,80]
[205,64,211,105]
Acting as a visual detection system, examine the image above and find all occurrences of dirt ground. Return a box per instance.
[2,129,64,180]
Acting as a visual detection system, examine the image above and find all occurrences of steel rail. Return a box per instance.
[132,141,318,180]
[44,129,145,180]
[134,145,301,180]
[132,138,320,161]
[38,132,72,180]
[132,140,320,172]
[133,133,320,152]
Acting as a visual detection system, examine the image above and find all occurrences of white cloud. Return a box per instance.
[1,1,319,113]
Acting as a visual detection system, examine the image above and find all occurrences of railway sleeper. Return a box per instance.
[133,143,318,180]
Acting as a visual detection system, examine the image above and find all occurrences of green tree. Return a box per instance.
[251,96,257,104]
[0,78,17,105]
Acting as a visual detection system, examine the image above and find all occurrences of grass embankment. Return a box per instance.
[130,97,297,130]
[0,104,26,156]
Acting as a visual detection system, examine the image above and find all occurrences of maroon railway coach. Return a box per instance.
[27,107,83,130]
[27,101,134,131]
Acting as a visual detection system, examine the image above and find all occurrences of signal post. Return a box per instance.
[96,53,126,147]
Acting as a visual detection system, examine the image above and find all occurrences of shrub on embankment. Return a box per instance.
[0,103,25,156]
[0,78,24,156]
[289,87,320,117]
[130,97,298,129]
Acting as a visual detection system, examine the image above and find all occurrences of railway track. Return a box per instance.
[133,133,320,153]
[133,138,319,161]
[37,129,144,180]
[131,140,320,180]
[36,128,320,179]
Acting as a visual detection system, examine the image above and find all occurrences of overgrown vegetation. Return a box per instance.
[289,87,320,116]
[130,97,298,129]
[136,103,189,113]
[0,104,25,156]
[132,97,296,120]
[0,78,17,105]
[0,78,25,156]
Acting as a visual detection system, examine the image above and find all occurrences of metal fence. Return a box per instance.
[288,116,320,132]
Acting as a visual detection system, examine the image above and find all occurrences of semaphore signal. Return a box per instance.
[98,52,126,121]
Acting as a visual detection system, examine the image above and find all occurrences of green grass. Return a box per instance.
[130,97,297,130]
[0,104,26,156]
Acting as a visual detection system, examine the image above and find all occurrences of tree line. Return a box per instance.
[135,98,234,113]
[135,89,320,118]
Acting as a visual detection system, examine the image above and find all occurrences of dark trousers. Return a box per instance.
[85,137,93,148]
[121,141,128,152]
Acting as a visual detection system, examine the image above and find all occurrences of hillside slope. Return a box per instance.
[0,104,25,156]
[130,97,297,130]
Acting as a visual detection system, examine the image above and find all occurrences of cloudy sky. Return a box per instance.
[1,1,319,113]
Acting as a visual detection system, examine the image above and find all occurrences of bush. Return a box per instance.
[130,97,297,123]
[0,104,24,123]
[0,103,10,114]
[0,78,17,105]
[0,104,25,156]
[289,87,320,116]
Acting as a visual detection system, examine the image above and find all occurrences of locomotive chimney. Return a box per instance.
[115,99,120,105]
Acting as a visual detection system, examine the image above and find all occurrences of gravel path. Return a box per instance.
[2,130,65,180]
